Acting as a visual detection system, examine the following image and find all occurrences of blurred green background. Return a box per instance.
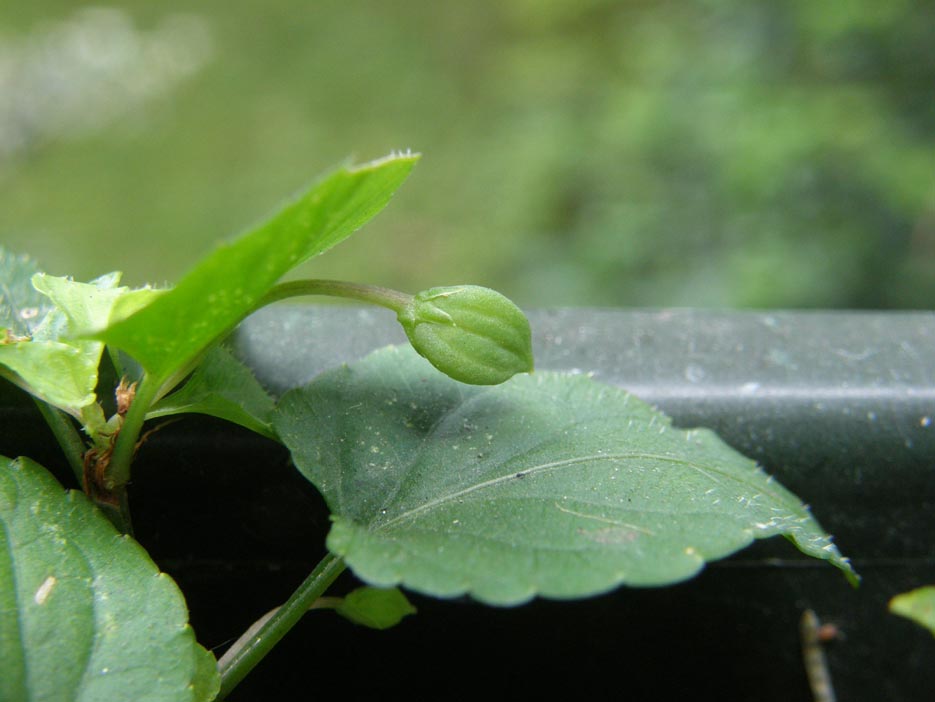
[1,0,932,309]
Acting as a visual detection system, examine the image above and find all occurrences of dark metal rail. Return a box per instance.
[3,307,933,700]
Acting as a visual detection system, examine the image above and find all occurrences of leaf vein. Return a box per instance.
[379,452,742,529]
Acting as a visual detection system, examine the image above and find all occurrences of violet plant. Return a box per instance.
[0,153,856,701]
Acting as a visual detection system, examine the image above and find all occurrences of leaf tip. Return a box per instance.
[349,150,421,174]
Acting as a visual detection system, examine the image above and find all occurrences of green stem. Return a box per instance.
[257,279,413,314]
[95,486,134,535]
[105,372,159,490]
[217,552,346,699]
[103,281,410,491]
[32,399,86,485]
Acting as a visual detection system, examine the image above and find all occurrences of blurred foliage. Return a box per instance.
[0,0,932,309]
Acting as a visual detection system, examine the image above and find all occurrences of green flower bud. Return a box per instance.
[397,285,533,385]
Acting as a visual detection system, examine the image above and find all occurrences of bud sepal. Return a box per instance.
[397,285,533,385]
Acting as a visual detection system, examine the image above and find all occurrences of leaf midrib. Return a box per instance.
[375,450,793,531]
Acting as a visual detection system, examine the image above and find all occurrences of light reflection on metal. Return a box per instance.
[619,384,935,403]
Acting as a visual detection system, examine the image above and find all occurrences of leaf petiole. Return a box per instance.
[31,398,86,485]
[216,552,346,699]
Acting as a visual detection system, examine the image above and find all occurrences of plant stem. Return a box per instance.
[257,279,413,314]
[32,399,86,485]
[217,552,346,699]
[105,372,159,490]
[103,280,412,499]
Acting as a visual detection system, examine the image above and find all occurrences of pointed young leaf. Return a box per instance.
[33,272,125,330]
[0,456,219,701]
[274,346,857,606]
[334,587,417,630]
[147,344,277,440]
[92,153,419,380]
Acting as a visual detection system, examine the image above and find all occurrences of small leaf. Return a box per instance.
[148,344,277,440]
[0,249,68,409]
[334,586,417,630]
[0,340,98,412]
[92,153,419,381]
[0,271,152,434]
[273,345,857,606]
[0,455,219,701]
[33,272,127,332]
[398,285,533,385]
[890,586,935,637]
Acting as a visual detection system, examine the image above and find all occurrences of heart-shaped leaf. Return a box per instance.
[0,455,219,701]
[93,153,418,382]
[274,346,857,606]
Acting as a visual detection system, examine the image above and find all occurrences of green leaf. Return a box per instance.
[890,586,935,637]
[1,271,143,435]
[0,246,51,338]
[148,344,277,440]
[0,252,164,439]
[33,274,161,431]
[33,272,126,332]
[334,586,417,630]
[0,455,219,701]
[92,153,419,381]
[0,249,64,407]
[273,345,857,606]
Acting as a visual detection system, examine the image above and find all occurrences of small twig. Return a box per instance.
[800,609,837,702]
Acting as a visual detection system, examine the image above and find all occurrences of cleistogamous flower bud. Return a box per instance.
[397,285,533,385]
